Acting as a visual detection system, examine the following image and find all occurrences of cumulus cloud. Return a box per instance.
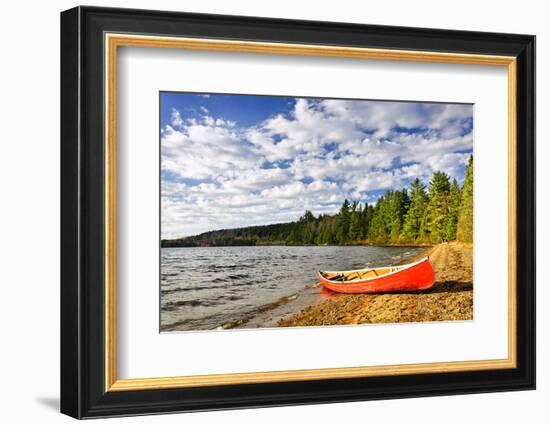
[161,97,473,238]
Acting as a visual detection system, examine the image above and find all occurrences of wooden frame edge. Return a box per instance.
[507,59,518,369]
[108,358,516,391]
[104,33,518,392]
[105,32,118,390]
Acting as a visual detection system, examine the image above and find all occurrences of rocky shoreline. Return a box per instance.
[276,242,473,327]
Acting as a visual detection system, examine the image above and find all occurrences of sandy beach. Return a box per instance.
[276,242,473,327]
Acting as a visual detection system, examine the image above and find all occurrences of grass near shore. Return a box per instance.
[276,242,473,327]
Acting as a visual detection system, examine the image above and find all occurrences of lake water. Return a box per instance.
[160,245,425,331]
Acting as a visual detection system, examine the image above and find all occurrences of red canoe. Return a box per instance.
[318,257,435,294]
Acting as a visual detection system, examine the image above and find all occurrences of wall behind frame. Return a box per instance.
[0,1,543,424]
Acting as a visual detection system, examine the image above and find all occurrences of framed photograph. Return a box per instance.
[60,6,535,419]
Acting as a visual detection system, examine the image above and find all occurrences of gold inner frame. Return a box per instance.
[104,33,517,392]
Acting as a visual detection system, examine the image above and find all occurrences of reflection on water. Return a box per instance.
[160,245,423,331]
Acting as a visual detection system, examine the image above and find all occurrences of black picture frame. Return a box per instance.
[61,5,535,419]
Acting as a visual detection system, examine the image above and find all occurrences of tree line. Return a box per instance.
[162,155,473,247]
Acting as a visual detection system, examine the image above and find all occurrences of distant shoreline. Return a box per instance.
[161,242,434,248]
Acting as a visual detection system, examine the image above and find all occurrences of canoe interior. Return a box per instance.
[321,266,400,282]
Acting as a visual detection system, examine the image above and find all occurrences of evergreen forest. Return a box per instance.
[162,156,473,248]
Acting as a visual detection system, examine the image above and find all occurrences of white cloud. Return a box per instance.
[161,98,473,238]
[162,118,263,181]
[170,108,184,129]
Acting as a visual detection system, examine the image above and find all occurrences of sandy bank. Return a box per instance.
[277,242,473,327]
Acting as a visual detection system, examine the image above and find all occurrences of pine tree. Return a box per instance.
[335,199,351,243]
[326,217,337,244]
[402,178,428,241]
[457,155,474,242]
[286,224,300,244]
[314,217,327,245]
[303,221,315,244]
[368,193,390,242]
[348,202,362,241]
[360,203,371,238]
[300,210,315,222]
[422,171,451,243]
[444,178,461,241]
[388,190,408,242]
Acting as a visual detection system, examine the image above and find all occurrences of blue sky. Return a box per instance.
[161,92,473,238]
